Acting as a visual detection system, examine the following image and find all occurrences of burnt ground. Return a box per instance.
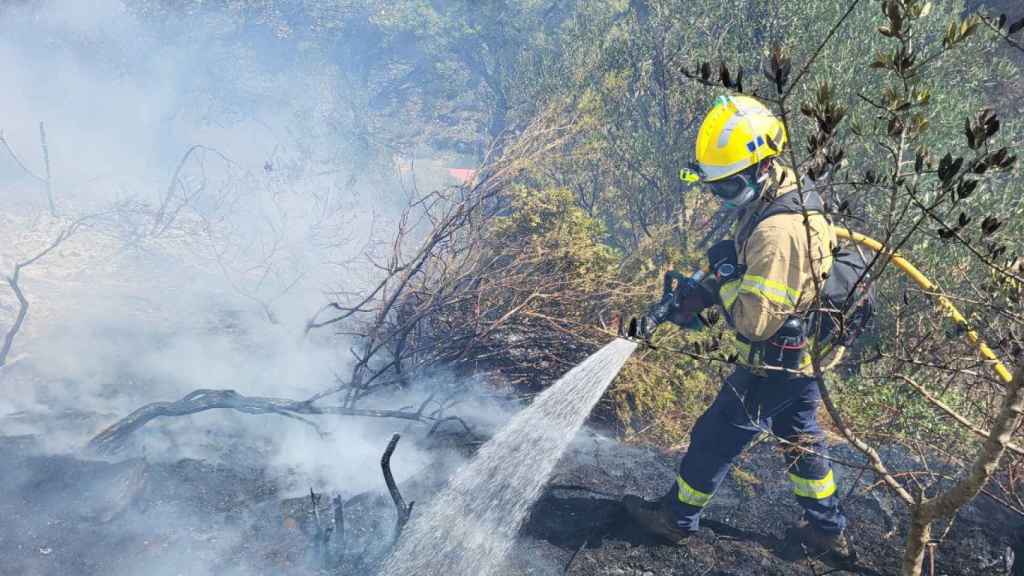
[513,436,1021,576]
[0,431,1020,576]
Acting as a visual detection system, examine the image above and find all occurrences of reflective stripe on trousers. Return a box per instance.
[789,469,837,499]
[676,476,713,507]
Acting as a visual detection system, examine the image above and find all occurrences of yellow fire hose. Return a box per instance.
[834,227,1014,384]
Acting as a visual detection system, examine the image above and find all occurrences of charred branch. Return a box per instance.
[304,110,593,408]
[0,269,29,369]
[381,433,414,543]
[427,416,477,439]
[333,495,345,551]
[87,389,454,454]
[309,488,333,568]
[150,144,233,237]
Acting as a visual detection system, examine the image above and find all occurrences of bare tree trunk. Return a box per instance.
[901,507,932,576]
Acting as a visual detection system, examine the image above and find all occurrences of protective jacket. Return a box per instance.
[714,164,836,373]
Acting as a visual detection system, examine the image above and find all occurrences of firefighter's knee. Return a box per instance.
[690,404,759,461]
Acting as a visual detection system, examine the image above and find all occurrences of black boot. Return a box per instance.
[780,521,855,564]
[622,493,695,545]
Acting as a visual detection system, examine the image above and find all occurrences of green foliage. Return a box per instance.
[490,186,619,281]
[833,372,973,445]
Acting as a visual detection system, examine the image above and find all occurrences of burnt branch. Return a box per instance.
[305,107,594,407]
[427,415,477,439]
[381,433,414,542]
[87,389,447,454]
[333,495,345,549]
[309,488,332,567]
[0,126,55,215]
[0,270,29,369]
[0,130,46,184]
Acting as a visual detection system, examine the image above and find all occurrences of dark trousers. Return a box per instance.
[670,367,847,534]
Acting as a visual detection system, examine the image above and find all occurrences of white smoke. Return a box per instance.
[0,0,506,506]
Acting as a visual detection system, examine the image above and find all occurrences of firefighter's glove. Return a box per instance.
[667,277,715,329]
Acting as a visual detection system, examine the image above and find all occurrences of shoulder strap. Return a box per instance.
[757,188,826,223]
[735,187,828,250]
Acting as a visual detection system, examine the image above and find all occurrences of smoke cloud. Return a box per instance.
[0,4,509,573]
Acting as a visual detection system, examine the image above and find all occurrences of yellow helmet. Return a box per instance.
[694,95,787,182]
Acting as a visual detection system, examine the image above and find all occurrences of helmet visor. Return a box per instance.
[707,165,758,200]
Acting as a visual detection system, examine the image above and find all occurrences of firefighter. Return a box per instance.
[623,95,851,562]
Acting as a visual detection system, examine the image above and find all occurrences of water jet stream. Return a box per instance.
[379,338,637,576]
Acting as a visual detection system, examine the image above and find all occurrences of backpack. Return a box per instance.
[753,189,877,348]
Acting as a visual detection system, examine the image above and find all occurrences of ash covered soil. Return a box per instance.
[0,431,1019,576]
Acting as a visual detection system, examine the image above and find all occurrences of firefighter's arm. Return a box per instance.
[716,228,801,341]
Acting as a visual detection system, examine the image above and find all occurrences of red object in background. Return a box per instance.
[448,168,476,184]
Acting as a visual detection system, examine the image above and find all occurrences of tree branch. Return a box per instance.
[896,374,1024,457]
[902,359,1024,574]
[923,360,1024,518]
[1,223,81,367]
[151,144,233,236]
[39,122,55,216]
[0,270,29,368]
[87,389,447,454]
[783,0,865,98]
[0,129,47,185]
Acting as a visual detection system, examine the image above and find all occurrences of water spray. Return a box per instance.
[379,338,637,576]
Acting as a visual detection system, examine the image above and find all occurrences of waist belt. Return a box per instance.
[735,316,824,372]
